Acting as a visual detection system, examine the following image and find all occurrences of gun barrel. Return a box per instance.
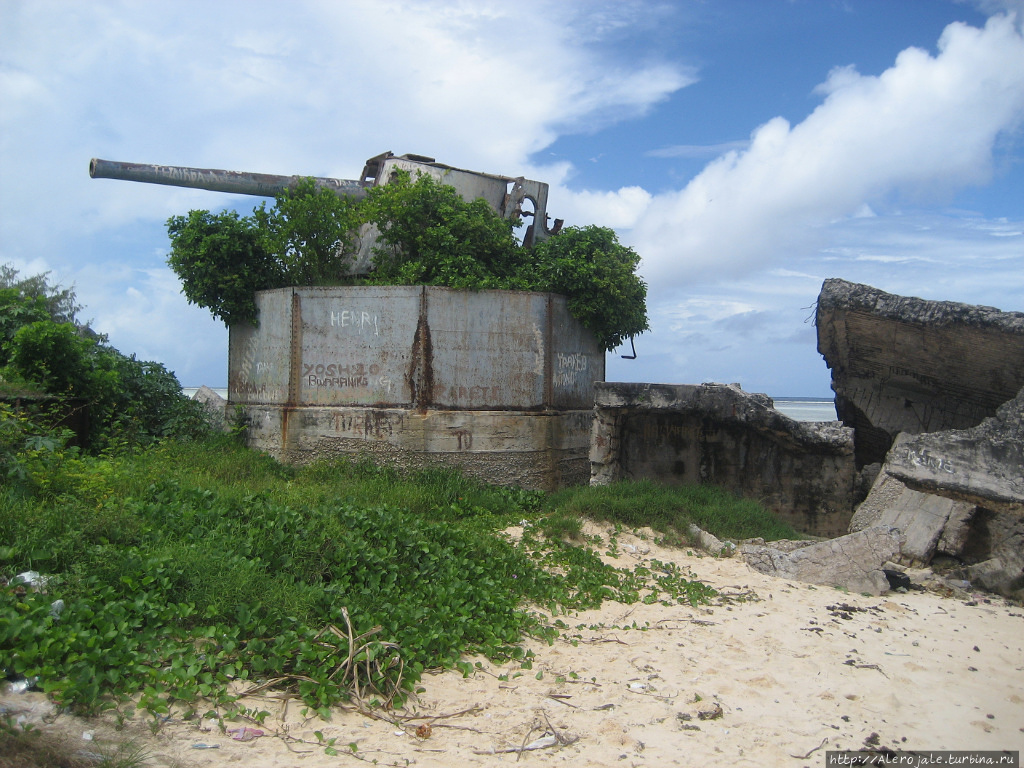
[88,158,368,199]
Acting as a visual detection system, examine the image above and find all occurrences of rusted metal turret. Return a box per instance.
[89,151,561,249]
[89,157,367,199]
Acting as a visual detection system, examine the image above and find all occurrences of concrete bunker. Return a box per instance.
[589,382,856,537]
[229,285,604,491]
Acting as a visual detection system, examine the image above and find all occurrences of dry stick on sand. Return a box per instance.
[791,736,829,759]
[471,713,580,758]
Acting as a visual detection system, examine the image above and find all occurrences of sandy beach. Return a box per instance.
[5,522,1023,767]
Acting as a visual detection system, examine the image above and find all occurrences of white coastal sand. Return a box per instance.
[5,522,1023,767]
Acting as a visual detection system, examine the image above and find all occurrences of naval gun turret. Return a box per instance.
[89,151,562,258]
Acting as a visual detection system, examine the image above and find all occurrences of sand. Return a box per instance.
[4,521,1023,766]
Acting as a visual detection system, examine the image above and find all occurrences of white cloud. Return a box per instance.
[646,141,750,159]
[551,185,653,229]
[3,1,1021,398]
[0,0,693,385]
[1,0,692,238]
[630,13,1024,288]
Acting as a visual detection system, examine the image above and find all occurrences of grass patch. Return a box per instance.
[0,719,153,768]
[544,478,800,543]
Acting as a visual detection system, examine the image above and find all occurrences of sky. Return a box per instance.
[2,0,1023,398]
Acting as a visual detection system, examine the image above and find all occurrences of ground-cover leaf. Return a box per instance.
[1,436,794,719]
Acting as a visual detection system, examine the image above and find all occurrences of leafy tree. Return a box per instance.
[164,172,649,351]
[97,352,212,447]
[252,177,364,286]
[530,225,649,352]
[166,209,284,326]
[1,265,214,451]
[0,269,97,366]
[364,170,522,289]
[0,290,50,367]
[5,321,101,397]
[0,265,83,327]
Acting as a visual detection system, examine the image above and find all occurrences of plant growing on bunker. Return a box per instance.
[251,177,364,286]
[165,171,649,351]
[362,169,523,289]
[166,210,284,326]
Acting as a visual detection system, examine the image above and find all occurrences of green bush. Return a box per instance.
[530,225,649,351]
[364,170,522,289]
[166,171,649,351]
[0,403,77,496]
[166,210,284,326]
[252,177,364,285]
[1,265,215,453]
[5,321,106,398]
[0,265,83,329]
[0,289,50,367]
[2,319,210,452]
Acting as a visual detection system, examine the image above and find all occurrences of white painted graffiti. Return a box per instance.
[308,375,369,388]
[557,352,588,372]
[554,352,589,388]
[330,309,379,335]
[906,447,956,474]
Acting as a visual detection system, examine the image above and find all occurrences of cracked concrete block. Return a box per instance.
[936,503,975,556]
[741,526,904,595]
[816,279,1024,468]
[850,466,976,566]
[885,388,1024,516]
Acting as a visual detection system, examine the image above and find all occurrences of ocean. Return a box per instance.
[183,389,838,423]
[771,397,837,422]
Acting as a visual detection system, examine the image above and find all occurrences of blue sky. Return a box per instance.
[2,0,1022,397]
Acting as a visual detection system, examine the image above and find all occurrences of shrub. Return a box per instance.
[2,316,212,452]
[252,177,364,286]
[364,170,522,289]
[5,321,101,397]
[166,210,284,326]
[165,172,649,350]
[0,289,50,367]
[530,225,649,351]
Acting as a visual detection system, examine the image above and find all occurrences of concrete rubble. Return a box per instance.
[816,278,1024,468]
[191,384,229,430]
[817,282,1024,600]
[740,526,905,596]
[850,465,975,567]
[851,389,1024,599]
[734,281,1024,597]
[885,385,1024,516]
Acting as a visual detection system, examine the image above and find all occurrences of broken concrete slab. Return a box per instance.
[687,524,737,557]
[935,502,975,557]
[849,467,975,567]
[885,386,1024,516]
[591,382,856,537]
[192,384,226,408]
[959,507,1024,600]
[192,384,230,431]
[816,279,1024,467]
[740,526,904,595]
